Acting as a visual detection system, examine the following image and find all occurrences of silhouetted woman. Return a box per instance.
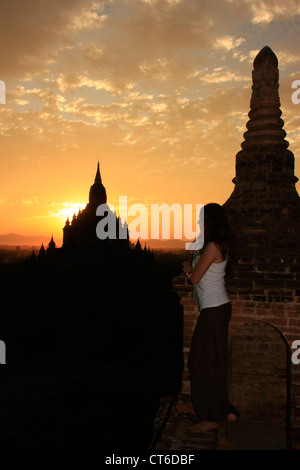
[182,203,238,432]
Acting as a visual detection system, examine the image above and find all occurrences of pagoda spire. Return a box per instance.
[223,46,300,281]
[225,46,298,195]
[89,161,107,207]
[241,45,288,150]
[95,161,102,184]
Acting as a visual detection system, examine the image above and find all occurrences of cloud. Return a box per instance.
[245,0,300,24]
[277,51,300,70]
[67,2,108,31]
[21,197,39,206]
[198,67,249,84]
[214,35,246,51]
[67,0,251,91]
[0,0,94,78]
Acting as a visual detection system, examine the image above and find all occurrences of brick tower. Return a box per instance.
[223,45,300,298]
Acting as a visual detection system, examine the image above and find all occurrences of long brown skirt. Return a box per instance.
[188,302,233,422]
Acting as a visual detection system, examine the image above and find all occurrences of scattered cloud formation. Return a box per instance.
[0,0,299,238]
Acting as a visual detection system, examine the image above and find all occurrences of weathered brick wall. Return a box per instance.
[173,273,300,448]
[229,294,300,448]
[172,275,198,396]
[229,320,287,424]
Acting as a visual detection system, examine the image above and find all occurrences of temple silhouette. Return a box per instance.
[62,162,129,251]
[36,162,151,261]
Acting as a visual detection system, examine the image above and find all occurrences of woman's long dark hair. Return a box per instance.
[202,203,231,259]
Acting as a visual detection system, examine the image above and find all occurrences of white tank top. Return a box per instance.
[194,259,229,310]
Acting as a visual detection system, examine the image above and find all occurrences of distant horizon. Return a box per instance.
[0,231,188,251]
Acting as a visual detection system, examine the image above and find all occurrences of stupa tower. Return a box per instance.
[223,46,300,297]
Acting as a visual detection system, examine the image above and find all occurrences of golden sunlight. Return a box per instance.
[52,202,87,223]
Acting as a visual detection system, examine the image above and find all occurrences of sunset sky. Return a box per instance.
[0,0,300,245]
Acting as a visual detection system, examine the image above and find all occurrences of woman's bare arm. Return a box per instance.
[183,242,221,285]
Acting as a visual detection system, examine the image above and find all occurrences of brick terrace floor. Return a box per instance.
[151,394,288,451]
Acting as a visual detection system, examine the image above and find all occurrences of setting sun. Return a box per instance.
[51,202,87,223]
